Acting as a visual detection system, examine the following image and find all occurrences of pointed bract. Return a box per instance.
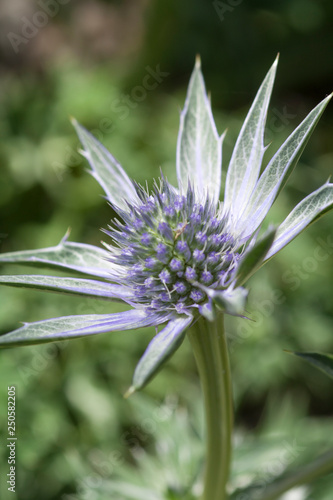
[199,301,216,322]
[266,183,333,259]
[129,315,193,393]
[72,119,140,211]
[0,234,121,280]
[0,275,134,302]
[0,310,167,347]
[200,286,248,317]
[224,56,278,229]
[177,59,223,205]
[212,287,248,317]
[239,93,333,239]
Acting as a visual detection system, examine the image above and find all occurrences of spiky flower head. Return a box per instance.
[0,56,332,392]
[105,177,241,319]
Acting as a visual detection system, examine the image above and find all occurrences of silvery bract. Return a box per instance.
[1,56,332,392]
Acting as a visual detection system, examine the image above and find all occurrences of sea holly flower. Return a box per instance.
[2,56,333,500]
[0,56,332,397]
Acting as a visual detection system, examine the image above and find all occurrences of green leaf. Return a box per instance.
[177,56,223,205]
[235,227,276,286]
[224,56,278,222]
[287,351,333,379]
[126,316,193,396]
[0,275,133,301]
[0,232,118,279]
[242,93,332,238]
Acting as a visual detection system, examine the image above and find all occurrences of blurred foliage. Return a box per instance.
[0,0,333,499]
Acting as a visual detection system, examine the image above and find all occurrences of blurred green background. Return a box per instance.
[0,1,333,499]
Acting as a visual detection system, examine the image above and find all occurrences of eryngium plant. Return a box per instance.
[1,56,333,500]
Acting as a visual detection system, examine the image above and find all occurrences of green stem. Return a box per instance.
[188,315,233,500]
[257,448,333,500]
